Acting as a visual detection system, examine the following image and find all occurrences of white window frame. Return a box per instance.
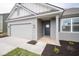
[60,17,79,33]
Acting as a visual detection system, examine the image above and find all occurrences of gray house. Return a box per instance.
[0,13,9,34]
[6,3,79,45]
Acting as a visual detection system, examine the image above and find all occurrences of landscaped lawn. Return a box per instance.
[4,48,39,56]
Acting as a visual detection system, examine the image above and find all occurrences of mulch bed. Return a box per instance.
[42,40,79,56]
[0,32,8,38]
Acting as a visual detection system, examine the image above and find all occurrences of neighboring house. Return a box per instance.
[6,3,79,44]
[0,13,9,34]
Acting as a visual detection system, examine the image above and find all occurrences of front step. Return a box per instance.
[38,36,60,46]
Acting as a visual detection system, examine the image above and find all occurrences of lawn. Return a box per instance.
[4,48,39,56]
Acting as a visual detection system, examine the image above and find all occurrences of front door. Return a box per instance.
[43,21,50,36]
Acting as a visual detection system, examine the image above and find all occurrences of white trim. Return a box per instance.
[45,3,64,11]
[56,15,60,44]
[71,18,73,32]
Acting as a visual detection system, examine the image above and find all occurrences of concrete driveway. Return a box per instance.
[0,37,46,55]
[0,37,25,55]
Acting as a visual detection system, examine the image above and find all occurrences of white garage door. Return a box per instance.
[11,23,32,40]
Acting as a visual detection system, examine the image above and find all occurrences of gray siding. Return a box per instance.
[50,19,56,39]
[60,15,79,42]
[37,19,43,39]
[59,32,79,42]
[3,14,9,33]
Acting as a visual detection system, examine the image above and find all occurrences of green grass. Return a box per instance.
[4,48,40,56]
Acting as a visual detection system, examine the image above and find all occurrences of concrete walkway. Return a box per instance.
[0,37,46,55]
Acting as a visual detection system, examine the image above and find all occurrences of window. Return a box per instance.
[61,17,79,32]
[72,18,79,32]
[62,19,71,32]
[46,24,50,28]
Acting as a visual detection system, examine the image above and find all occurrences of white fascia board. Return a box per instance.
[44,3,64,12]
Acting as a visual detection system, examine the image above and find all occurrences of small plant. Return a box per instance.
[53,47,60,54]
[68,41,75,46]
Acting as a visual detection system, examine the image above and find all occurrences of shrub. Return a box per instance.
[68,41,75,46]
[53,47,60,54]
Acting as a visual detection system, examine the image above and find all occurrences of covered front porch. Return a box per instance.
[37,14,60,46]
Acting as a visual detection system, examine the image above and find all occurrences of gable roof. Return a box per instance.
[7,3,64,21]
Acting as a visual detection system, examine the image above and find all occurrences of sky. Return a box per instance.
[53,3,79,9]
[0,3,15,13]
[0,3,79,13]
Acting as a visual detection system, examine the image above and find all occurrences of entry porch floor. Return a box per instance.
[38,36,60,46]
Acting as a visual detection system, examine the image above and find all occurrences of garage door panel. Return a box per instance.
[11,23,32,40]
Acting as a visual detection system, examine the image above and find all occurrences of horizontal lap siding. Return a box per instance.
[59,32,79,42]
[50,19,56,39]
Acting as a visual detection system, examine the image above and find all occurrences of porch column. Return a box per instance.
[56,15,60,45]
